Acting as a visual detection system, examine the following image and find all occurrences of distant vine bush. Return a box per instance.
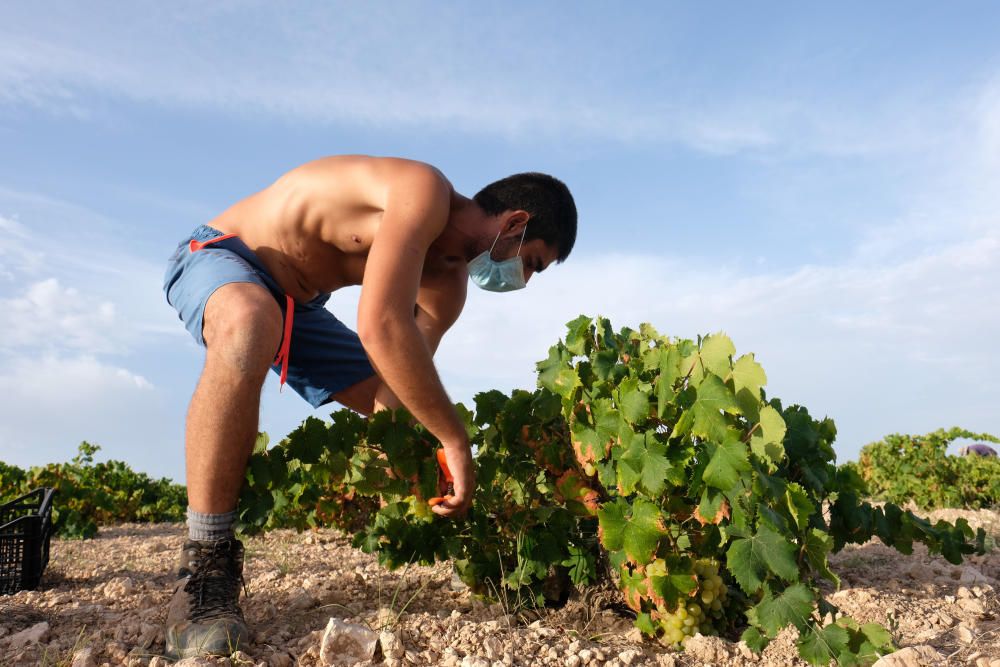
[0,442,187,538]
[851,428,1000,510]
[239,315,985,666]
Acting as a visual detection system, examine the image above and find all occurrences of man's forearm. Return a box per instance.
[361,318,466,445]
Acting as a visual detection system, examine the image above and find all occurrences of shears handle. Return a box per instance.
[428,449,454,506]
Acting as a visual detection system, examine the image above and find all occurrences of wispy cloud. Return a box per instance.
[1,278,122,354]
[0,3,980,157]
[0,353,161,467]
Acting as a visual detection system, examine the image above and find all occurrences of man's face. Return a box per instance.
[518,238,559,283]
[491,234,558,284]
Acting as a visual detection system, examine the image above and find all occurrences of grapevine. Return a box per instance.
[237,315,986,666]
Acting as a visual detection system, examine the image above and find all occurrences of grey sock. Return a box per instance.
[187,506,237,542]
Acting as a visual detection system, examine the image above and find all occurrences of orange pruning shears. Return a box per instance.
[428,449,454,507]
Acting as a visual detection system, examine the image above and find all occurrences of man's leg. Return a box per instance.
[330,374,382,415]
[167,282,283,659]
[186,282,283,513]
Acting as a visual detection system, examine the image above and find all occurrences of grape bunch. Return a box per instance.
[658,558,729,647]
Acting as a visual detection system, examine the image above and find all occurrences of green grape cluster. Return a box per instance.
[659,559,729,647]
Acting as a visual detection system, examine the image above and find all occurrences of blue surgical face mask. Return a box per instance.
[468,224,528,292]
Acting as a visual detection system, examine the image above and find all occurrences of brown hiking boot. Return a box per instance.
[165,538,250,659]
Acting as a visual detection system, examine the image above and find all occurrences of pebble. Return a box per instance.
[380,629,405,660]
[71,647,96,667]
[103,576,135,599]
[904,562,934,580]
[961,566,989,586]
[6,621,50,650]
[956,624,975,644]
[319,617,378,666]
[958,597,986,615]
[482,637,502,660]
[288,588,316,610]
[737,641,754,659]
[579,648,594,663]
[871,645,944,666]
[618,649,641,665]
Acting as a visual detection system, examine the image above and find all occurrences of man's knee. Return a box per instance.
[203,283,283,374]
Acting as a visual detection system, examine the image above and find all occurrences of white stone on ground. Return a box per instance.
[319,617,378,666]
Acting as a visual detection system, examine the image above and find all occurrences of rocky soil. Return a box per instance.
[2,508,999,667]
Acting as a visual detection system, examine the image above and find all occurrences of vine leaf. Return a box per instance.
[731,353,767,399]
[618,378,651,425]
[656,345,682,417]
[751,583,814,637]
[555,470,600,516]
[571,422,604,466]
[699,333,736,378]
[741,627,769,654]
[803,529,840,588]
[702,435,752,491]
[797,624,850,666]
[619,565,649,611]
[726,525,799,594]
[693,488,731,525]
[563,315,594,355]
[617,431,673,497]
[750,405,787,465]
[561,545,597,585]
[690,374,739,439]
[785,482,814,531]
[592,398,624,445]
[598,498,667,566]
[644,557,698,608]
[285,416,330,463]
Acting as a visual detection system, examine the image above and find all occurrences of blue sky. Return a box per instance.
[1,2,998,484]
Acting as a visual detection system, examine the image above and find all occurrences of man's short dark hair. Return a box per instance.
[474,172,577,262]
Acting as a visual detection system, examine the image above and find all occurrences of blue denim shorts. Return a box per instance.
[163,225,376,408]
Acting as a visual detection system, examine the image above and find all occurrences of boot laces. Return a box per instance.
[182,539,246,622]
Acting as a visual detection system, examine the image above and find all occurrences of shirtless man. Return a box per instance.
[161,155,577,658]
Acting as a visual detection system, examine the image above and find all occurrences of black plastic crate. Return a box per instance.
[0,488,55,595]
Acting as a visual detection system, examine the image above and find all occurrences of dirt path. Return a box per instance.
[2,508,998,667]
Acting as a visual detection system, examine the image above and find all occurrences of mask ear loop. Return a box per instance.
[487,226,503,259]
[514,222,528,257]
[487,220,529,260]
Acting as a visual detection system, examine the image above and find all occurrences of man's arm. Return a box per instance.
[356,162,473,515]
[373,279,468,412]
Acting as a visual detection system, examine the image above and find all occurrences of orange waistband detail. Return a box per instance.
[273,295,295,389]
[189,233,239,253]
[189,232,294,389]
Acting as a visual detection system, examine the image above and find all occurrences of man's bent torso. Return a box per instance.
[206,155,467,304]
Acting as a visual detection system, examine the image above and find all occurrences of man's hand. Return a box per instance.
[431,441,475,517]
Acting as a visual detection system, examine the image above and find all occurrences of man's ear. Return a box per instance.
[501,210,531,237]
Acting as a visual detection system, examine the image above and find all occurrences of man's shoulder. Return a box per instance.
[294,155,450,187]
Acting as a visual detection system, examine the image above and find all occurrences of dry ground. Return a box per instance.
[1,508,998,667]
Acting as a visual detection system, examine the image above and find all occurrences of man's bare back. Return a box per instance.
[207,155,470,306]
